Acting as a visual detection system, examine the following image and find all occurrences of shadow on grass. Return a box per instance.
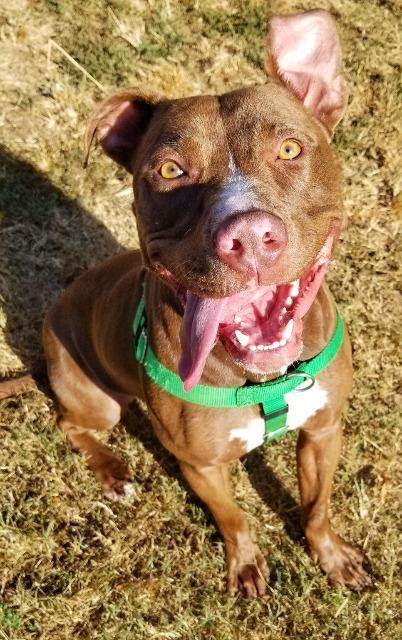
[124,402,302,544]
[245,448,303,543]
[0,143,301,545]
[123,403,184,483]
[0,144,122,370]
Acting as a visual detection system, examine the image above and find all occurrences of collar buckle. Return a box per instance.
[262,400,289,441]
[262,404,289,422]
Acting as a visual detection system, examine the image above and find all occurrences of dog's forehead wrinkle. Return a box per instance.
[219,83,322,141]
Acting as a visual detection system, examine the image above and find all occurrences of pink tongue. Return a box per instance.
[179,293,227,391]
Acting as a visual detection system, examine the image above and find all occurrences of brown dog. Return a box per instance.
[42,10,371,595]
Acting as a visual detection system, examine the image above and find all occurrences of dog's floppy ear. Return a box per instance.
[84,89,162,171]
[265,10,348,135]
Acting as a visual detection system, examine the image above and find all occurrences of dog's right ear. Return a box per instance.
[84,89,161,171]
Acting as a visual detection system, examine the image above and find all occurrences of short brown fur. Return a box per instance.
[43,11,371,596]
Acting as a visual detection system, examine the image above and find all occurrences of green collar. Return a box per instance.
[133,294,344,443]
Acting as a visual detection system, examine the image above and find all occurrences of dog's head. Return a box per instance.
[86,10,348,389]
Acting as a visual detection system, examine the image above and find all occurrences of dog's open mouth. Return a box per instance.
[176,235,334,390]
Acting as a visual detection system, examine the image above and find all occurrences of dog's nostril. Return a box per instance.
[230,239,242,252]
[262,232,274,245]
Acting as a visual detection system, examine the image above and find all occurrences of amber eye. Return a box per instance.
[278,139,302,160]
[159,160,185,179]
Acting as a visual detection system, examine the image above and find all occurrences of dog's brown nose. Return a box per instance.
[215,211,287,277]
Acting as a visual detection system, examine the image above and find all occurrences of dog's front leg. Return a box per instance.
[180,461,268,597]
[297,421,372,590]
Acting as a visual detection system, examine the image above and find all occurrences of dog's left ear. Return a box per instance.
[265,10,348,136]
[84,88,162,171]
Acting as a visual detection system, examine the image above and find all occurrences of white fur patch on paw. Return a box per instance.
[122,482,136,498]
[104,482,136,502]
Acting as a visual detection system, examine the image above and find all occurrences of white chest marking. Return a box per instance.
[228,417,265,452]
[228,381,328,453]
[285,380,328,430]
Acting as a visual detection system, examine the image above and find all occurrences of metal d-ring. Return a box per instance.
[286,371,315,391]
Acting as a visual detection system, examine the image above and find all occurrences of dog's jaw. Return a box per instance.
[159,229,335,390]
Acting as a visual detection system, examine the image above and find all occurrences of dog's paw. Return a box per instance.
[93,456,134,501]
[312,533,372,591]
[227,547,269,597]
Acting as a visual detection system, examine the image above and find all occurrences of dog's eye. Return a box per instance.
[278,139,302,160]
[159,161,185,179]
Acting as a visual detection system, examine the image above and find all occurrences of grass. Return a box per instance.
[0,0,401,638]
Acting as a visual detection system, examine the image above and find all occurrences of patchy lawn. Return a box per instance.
[0,0,400,638]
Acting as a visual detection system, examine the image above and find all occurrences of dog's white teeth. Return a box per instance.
[248,338,289,351]
[290,279,300,297]
[285,296,293,308]
[235,330,249,346]
[279,306,287,319]
[234,315,241,323]
[282,319,294,341]
[247,333,291,352]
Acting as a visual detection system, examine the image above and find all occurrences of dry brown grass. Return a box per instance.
[0,0,401,638]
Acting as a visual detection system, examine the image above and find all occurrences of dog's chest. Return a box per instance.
[228,381,328,453]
